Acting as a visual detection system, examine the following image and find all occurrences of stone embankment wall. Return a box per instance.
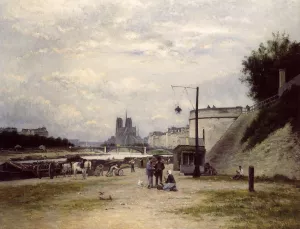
[189,107,243,152]
[207,112,300,179]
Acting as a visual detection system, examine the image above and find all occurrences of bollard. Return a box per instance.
[248,166,255,192]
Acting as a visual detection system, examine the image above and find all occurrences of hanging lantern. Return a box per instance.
[175,106,182,114]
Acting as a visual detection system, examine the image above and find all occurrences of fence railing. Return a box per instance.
[242,94,279,113]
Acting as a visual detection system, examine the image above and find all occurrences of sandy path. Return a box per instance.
[0,164,277,229]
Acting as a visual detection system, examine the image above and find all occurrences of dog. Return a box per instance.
[137,179,144,187]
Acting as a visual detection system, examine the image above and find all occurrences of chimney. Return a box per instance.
[279,69,286,88]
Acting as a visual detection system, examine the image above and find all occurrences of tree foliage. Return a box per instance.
[0,131,73,149]
[241,85,300,150]
[240,32,300,102]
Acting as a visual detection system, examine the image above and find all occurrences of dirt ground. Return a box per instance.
[0,164,278,229]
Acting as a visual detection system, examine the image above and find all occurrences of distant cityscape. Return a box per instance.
[0,109,206,149]
[0,117,191,149]
[0,105,246,151]
[100,111,191,149]
[0,127,49,137]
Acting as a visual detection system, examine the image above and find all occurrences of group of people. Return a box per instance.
[77,157,242,184]
[204,162,218,175]
[146,157,177,191]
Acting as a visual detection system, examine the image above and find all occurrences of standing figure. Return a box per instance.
[81,159,87,179]
[167,158,171,165]
[130,159,135,172]
[140,159,144,168]
[95,164,104,176]
[146,158,155,189]
[154,157,165,187]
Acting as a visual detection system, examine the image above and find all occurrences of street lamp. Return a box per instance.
[171,85,201,178]
[175,106,182,114]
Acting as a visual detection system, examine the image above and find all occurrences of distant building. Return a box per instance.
[148,125,190,149]
[143,137,149,145]
[0,127,18,133]
[106,136,116,145]
[20,127,49,137]
[69,139,80,146]
[114,111,143,145]
[78,141,102,147]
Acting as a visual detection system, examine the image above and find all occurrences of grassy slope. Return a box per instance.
[207,112,257,170]
[0,180,111,212]
[207,114,300,179]
[177,186,300,229]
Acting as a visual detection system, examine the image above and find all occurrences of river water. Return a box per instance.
[11,151,169,164]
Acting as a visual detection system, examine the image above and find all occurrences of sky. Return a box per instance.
[0,0,299,141]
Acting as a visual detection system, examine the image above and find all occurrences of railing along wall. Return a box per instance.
[242,94,279,113]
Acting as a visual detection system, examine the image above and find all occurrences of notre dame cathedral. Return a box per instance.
[114,112,143,145]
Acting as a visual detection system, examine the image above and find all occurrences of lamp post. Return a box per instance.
[171,85,201,178]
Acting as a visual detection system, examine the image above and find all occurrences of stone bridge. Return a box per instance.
[76,146,174,154]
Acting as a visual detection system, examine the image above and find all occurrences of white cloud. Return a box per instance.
[0,0,299,141]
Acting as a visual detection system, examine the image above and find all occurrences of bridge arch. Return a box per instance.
[106,146,145,154]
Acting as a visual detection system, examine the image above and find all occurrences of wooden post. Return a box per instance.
[193,86,201,177]
[249,166,255,192]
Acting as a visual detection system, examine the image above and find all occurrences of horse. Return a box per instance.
[72,160,92,179]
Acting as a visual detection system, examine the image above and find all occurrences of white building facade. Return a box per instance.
[147,126,190,149]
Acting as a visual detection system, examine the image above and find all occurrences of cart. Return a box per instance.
[106,167,124,176]
[105,160,126,177]
[33,162,61,179]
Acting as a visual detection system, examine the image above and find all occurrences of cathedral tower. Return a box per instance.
[116,117,123,136]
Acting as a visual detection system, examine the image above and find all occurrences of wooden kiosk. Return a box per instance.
[173,145,206,175]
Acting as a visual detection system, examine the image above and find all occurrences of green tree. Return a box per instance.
[240,32,300,102]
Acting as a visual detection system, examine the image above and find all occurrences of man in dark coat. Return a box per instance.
[146,158,155,188]
[154,157,165,187]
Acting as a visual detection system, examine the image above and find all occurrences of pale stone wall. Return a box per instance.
[190,107,242,120]
[189,107,242,152]
[189,118,236,151]
[148,134,166,148]
[166,133,189,149]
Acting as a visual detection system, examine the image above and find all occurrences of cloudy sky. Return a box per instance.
[0,0,299,141]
